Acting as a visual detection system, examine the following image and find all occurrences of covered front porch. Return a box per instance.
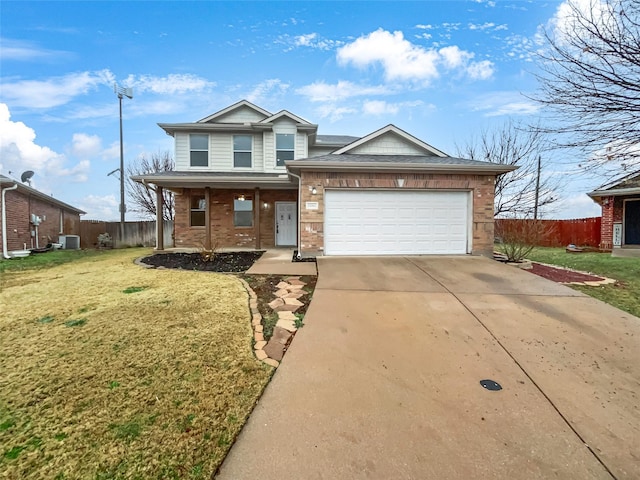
[132,172,298,251]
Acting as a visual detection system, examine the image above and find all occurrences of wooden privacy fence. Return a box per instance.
[495,217,601,247]
[80,220,174,249]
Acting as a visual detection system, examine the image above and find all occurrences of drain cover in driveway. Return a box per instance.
[480,379,502,391]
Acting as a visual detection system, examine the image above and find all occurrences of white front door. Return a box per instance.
[276,202,297,246]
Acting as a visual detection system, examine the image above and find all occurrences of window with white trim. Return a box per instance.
[190,134,208,167]
[233,135,252,168]
[190,194,206,226]
[276,133,295,167]
[234,196,253,227]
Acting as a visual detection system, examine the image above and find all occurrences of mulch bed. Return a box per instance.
[529,262,605,283]
[140,251,265,273]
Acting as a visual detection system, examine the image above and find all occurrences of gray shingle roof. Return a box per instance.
[290,154,504,166]
[315,135,360,146]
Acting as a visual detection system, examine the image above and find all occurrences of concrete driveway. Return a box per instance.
[217,256,639,480]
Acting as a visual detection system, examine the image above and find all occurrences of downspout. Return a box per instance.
[287,171,303,259]
[2,183,18,259]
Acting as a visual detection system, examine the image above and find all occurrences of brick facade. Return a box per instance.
[0,188,82,254]
[174,188,297,249]
[298,171,496,256]
[600,195,639,250]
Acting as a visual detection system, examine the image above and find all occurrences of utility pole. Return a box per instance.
[533,155,541,220]
[114,84,133,241]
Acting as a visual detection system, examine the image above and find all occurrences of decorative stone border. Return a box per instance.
[237,277,307,368]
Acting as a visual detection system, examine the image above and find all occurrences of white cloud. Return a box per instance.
[415,24,434,30]
[336,29,494,84]
[468,22,508,31]
[1,70,115,109]
[296,80,391,102]
[279,32,344,51]
[469,92,541,116]
[337,29,441,83]
[551,193,601,219]
[546,0,611,48]
[122,73,215,95]
[246,79,290,104]
[315,104,357,122]
[71,133,102,158]
[439,46,474,69]
[0,38,72,62]
[467,60,495,80]
[79,194,119,221]
[295,33,317,46]
[362,100,427,116]
[363,100,400,116]
[0,103,90,183]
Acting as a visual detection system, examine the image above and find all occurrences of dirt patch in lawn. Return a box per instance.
[140,251,264,272]
[529,262,606,283]
[0,249,272,479]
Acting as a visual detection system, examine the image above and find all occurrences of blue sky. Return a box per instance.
[0,0,602,220]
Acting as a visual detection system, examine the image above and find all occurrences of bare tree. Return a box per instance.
[126,151,175,222]
[457,120,560,218]
[532,0,640,173]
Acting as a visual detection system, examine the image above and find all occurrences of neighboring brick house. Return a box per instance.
[1,175,85,256]
[588,170,640,251]
[133,100,515,257]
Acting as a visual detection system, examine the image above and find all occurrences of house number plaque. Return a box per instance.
[305,201,319,210]
[613,223,622,247]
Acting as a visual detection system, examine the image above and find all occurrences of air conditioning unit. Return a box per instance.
[59,235,80,249]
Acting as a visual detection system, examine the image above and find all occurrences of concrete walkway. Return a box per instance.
[246,249,317,275]
[217,256,639,480]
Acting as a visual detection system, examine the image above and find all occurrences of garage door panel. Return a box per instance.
[324,190,469,255]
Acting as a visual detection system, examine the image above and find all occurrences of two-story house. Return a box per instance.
[133,100,515,257]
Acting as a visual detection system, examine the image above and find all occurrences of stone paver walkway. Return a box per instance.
[239,276,307,367]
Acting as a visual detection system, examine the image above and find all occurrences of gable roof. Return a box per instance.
[260,110,313,126]
[0,175,86,214]
[332,124,448,157]
[587,170,640,200]
[197,100,272,123]
[286,154,517,175]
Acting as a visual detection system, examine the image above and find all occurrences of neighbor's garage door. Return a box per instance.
[324,190,470,255]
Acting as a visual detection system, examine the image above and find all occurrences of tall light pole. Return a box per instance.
[114,84,133,241]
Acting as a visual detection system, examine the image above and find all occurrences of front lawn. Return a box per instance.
[0,248,272,479]
[526,247,640,318]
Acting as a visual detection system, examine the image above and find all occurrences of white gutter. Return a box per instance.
[2,183,18,259]
[287,171,303,259]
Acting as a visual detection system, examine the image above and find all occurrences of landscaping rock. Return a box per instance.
[284,297,304,307]
[254,340,267,350]
[274,289,290,298]
[276,319,297,333]
[255,349,268,360]
[264,341,285,361]
[268,298,284,309]
[277,311,297,321]
[271,326,293,345]
[263,358,280,368]
[276,281,291,290]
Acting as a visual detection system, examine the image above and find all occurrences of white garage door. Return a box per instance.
[324,190,470,255]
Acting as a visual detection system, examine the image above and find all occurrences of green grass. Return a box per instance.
[0,248,273,478]
[0,249,108,274]
[526,247,640,318]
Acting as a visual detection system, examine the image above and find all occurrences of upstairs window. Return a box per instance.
[276,133,295,167]
[234,195,253,227]
[233,135,252,168]
[190,134,208,167]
